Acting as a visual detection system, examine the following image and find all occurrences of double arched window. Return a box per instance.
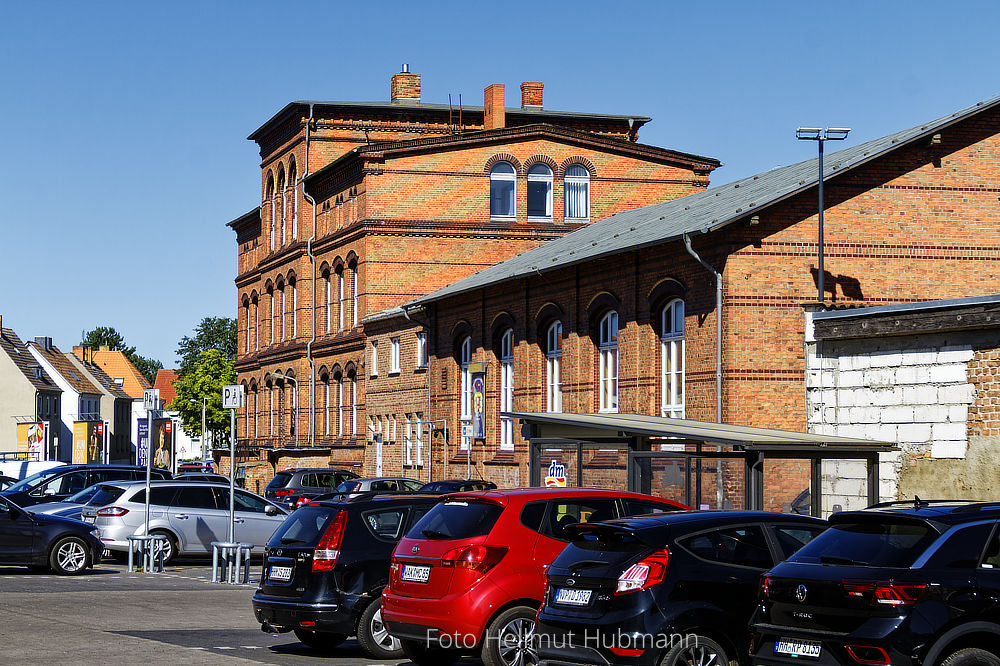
[490,162,516,219]
[661,300,685,418]
[527,164,552,220]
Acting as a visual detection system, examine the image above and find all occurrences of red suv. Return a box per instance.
[381,488,687,666]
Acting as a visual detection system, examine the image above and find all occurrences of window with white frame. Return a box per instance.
[404,414,413,465]
[278,171,286,245]
[499,328,514,450]
[490,162,516,219]
[268,178,276,251]
[564,164,590,220]
[661,300,685,418]
[254,299,259,350]
[527,163,553,220]
[546,321,562,412]
[370,340,379,376]
[390,337,401,373]
[416,332,427,368]
[336,375,343,436]
[459,336,472,451]
[279,284,286,339]
[291,278,297,338]
[415,413,423,466]
[350,373,357,436]
[269,290,276,344]
[269,386,275,435]
[244,302,250,353]
[599,311,619,413]
[289,161,298,239]
[351,264,359,327]
[390,415,397,442]
[338,269,345,330]
[323,377,330,435]
[325,272,332,333]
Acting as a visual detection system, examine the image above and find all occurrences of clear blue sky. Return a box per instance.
[2,1,998,366]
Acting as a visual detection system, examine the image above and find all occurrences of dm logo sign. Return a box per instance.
[545,460,567,488]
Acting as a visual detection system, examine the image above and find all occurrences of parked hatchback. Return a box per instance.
[1,464,171,507]
[535,511,826,666]
[264,468,359,508]
[253,493,440,659]
[86,480,287,563]
[0,496,103,574]
[751,500,1000,666]
[382,488,687,666]
[419,479,498,493]
[329,476,425,499]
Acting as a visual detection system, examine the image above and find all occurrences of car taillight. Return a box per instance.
[95,506,129,517]
[616,548,670,594]
[312,511,347,572]
[440,545,507,573]
[761,574,773,598]
[842,580,927,606]
[275,488,294,497]
[846,645,891,665]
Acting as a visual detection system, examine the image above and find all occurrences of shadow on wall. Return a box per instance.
[810,267,865,302]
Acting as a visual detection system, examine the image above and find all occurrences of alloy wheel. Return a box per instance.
[497,616,537,666]
[56,539,88,573]
[369,606,399,652]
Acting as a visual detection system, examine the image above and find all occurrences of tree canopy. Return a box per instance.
[80,326,163,385]
[176,317,236,377]
[169,349,237,439]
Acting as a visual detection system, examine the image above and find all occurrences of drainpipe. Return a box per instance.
[303,104,317,447]
[403,303,434,483]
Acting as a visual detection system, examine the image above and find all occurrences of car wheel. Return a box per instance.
[49,536,91,575]
[659,635,730,666]
[149,530,177,566]
[293,628,346,651]
[357,598,402,659]
[481,605,537,666]
[941,648,1000,666]
[400,639,460,666]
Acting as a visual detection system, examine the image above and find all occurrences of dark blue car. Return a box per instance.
[0,496,102,574]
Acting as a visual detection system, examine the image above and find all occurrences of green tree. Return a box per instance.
[176,317,236,377]
[169,349,236,441]
[80,326,163,385]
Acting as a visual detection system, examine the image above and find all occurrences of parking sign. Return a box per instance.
[222,385,244,409]
[143,388,159,411]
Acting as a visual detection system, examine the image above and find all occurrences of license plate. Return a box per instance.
[269,565,292,582]
[401,564,430,582]
[555,587,592,606]
[774,639,822,658]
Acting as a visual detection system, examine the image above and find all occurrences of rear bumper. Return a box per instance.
[750,623,913,666]
[535,617,661,666]
[252,593,358,635]
[381,576,508,648]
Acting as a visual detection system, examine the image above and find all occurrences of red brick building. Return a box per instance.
[379,93,1000,507]
[228,68,720,491]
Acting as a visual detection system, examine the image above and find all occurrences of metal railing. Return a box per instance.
[211,541,254,584]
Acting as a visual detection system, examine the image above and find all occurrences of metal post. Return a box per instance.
[201,397,207,460]
[144,409,151,538]
[228,407,235,543]
[817,138,825,301]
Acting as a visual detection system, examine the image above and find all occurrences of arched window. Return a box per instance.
[499,329,514,450]
[289,276,297,338]
[323,270,332,334]
[350,260,359,327]
[490,162,516,219]
[527,163,553,220]
[349,369,357,437]
[278,280,286,340]
[546,321,562,413]
[599,311,618,413]
[266,175,276,251]
[336,372,344,436]
[268,286,275,345]
[459,336,472,451]
[338,267,346,331]
[243,299,250,354]
[268,383,275,436]
[321,373,331,436]
[252,294,259,351]
[564,164,590,220]
[661,299,685,418]
[277,169,286,246]
[288,159,298,240]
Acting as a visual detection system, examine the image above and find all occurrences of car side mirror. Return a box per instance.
[43,488,57,497]
[265,505,280,516]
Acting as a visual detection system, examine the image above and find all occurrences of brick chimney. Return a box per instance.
[520,82,543,109]
[390,64,421,103]
[484,84,506,130]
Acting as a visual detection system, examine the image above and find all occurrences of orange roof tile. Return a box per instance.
[154,369,178,405]
[90,350,150,399]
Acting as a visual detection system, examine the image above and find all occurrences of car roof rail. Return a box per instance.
[868,498,982,509]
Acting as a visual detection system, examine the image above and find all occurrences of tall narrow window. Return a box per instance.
[564,165,590,220]
[323,377,330,435]
[243,301,250,353]
[351,263,359,327]
[336,375,343,436]
[490,162,516,219]
[290,277,297,338]
[459,336,472,451]
[415,413,423,466]
[269,386,275,436]
[338,269,346,330]
[350,372,357,437]
[416,332,427,368]
[267,176,276,252]
[279,283,286,340]
[390,337,401,373]
[289,161,298,240]
[253,298,259,351]
[661,300,685,418]
[277,170,286,245]
[527,163,553,220]
[324,272,332,334]
[269,290,275,345]
[371,340,379,376]
[599,312,619,413]
[499,329,514,450]
[546,321,563,413]
[404,415,413,465]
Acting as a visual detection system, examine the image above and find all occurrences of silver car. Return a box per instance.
[83,481,287,563]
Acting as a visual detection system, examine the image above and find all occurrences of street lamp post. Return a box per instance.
[272,372,298,446]
[796,126,851,302]
[190,397,208,459]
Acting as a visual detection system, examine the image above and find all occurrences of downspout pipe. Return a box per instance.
[403,303,433,483]
[303,104,317,447]
[683,233,722,423]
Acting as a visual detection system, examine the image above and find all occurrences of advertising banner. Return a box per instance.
[137,420,149,467]
[73,422,104,464]
[152,417,173,472]
[16,422,45,459]
[471,372,486,439]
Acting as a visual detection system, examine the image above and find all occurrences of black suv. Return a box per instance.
[263,468,359,509]
[252,492,439,659]
[535,511,826,666]
[1,464,171,507]
[751,500,1000,666]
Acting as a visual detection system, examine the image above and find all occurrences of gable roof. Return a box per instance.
[154,369,178,405]
[66,353,132,400]
[0,328,60,393]
[406,92,1000,308]
[29,342,102,396]
[90,349,150,399]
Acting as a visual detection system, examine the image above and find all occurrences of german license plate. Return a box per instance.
[555,587,592,606]
[269,565,292,582]
[774,638,822,658]
[401,564,430,582]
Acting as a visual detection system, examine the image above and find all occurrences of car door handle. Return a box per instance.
[175,514,189,520]
[234,518,245,523]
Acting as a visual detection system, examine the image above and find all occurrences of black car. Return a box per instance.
[252,492,439,659]
[0,475,16,490]
[418,479,498,493]
[173,472,232,483]
[263,468,359,508]
[0,495,103,574]
[535,511,827,666]
[751,500,1000,666]
[1,464,172,507]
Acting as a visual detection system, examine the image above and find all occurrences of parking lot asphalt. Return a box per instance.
[0,558,481,666]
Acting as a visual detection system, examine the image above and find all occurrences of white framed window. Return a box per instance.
[269,386,275,435]
[269,291,275,344]
[527,163,553,220]
[279,285,286,340]
[546,321,562,413]
[244,302,250,353]
[390,415,397,442]
[279,171,287,245]
[599,311,619,413]
[370,340,379,376]
[661,300,685,418]
[499,328,514,451]
[415,413,423,466]
[338,270,345,330]
[291,279,297,338]
[564,164,590,220]
[404,414,413,465]
[390,337,401,373]
[350,374,357,436]
[289,162,298,239]
[416,332,427,368]
[490,162,516,219]
[323,378,330,435]
[324,273,332,334]
[268,180,276,251]
[459,336,472,451]
[336,376,343,436]
[351,265,359,327]
[254,300,259,351]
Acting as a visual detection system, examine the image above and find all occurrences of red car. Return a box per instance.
[381,487,687,666]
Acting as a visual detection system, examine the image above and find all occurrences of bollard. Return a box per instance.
[127,534,168,573]
[211,541,254,584]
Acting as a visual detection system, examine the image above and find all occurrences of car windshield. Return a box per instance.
[65,484,103,503]
[5,467,66,493]
[789,518,939,568]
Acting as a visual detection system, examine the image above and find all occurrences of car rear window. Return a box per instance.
[406,500,503,540]
[266,472,293,490]
[789,519,939,568]
[90,485,127,506]
[335,480,360,493]
[269,506,337,547]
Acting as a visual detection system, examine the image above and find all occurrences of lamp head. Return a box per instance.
[796,127,822,140]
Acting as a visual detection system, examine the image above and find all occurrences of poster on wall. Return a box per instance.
[72,422,87,463]
[471,373,486,439]
[16,422,45,460]
[152,417,173,473]
[73,422,104,464]
[136,420,149,467]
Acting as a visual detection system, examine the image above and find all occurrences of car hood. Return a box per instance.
[25,508,92,528]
